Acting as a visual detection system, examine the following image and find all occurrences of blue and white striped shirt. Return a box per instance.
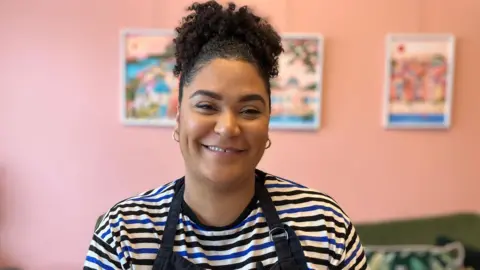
[84,172,368,269]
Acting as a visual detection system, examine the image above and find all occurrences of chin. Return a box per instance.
[201,165,249,187]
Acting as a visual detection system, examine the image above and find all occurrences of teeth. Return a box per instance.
[208,146,234,153]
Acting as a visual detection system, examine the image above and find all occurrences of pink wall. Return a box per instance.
[0,0,479,269]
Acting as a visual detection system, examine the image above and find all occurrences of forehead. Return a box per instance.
[185,59,267,97]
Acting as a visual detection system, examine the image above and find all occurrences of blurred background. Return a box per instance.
[0,0,479,269]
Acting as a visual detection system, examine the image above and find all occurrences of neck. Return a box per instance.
[183,172,256,228]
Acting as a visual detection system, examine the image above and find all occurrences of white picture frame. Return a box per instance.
[120,28,177,127]
[269,33,325,131]
[382,33,456,129]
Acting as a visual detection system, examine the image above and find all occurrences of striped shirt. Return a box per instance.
[84,172,368,269]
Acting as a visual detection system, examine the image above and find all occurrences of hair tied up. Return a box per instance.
[172,0,283,79]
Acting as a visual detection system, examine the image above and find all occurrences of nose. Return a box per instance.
[214,110,241,137]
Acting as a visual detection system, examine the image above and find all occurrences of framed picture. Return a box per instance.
[120,29,178,127]
[270,33,324,131]
[383,33,456,129]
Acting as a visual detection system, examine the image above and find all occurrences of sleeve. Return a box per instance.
[338,221,369,269]
[83,218,124,270]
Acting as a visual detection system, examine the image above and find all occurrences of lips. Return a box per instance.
[202,144,245,153]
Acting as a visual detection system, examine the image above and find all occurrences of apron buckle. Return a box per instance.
[269,226,289,242]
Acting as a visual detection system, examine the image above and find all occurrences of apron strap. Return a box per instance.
[255,171,295,262]
[159,180,185,251]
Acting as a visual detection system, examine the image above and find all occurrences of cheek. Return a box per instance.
[246,124,269,150]
[179,112,212,142]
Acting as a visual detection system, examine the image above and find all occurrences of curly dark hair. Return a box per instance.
[173,0,283,105]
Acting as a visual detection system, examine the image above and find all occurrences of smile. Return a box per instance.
[202,144,245,154]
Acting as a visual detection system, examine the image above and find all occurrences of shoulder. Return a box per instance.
[94,179,179,239]
[262,171,366,267]
[263,171,351,230]
[86,180,181,268]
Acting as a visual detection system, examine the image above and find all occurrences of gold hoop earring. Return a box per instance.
[172,130,179,142]
[265,139,271,149]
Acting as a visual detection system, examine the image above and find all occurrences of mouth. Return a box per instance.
[202,144,246,154]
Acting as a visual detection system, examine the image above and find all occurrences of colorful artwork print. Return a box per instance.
[121,29,178,126]
[383,34,455,129]
[269,35,324,130]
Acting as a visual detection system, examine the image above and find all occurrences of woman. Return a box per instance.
[84,1,368,269]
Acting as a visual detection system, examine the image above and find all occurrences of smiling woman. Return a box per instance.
[84,1,368,270]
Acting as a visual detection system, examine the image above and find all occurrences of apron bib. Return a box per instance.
[152,171,309,270]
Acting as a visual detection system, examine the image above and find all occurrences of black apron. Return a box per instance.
[152,171,309,270]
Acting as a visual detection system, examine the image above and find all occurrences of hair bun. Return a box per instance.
[173,0,283,79]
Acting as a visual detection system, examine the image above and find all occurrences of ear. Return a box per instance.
[175,105,180,127]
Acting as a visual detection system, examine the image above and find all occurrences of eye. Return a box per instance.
[195,103,217,112]
[241,108,261,116]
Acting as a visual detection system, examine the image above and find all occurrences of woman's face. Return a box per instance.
[176,58,270,187]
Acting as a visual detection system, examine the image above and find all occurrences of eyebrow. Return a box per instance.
[189,89,222,100]
[189,89,266,105]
